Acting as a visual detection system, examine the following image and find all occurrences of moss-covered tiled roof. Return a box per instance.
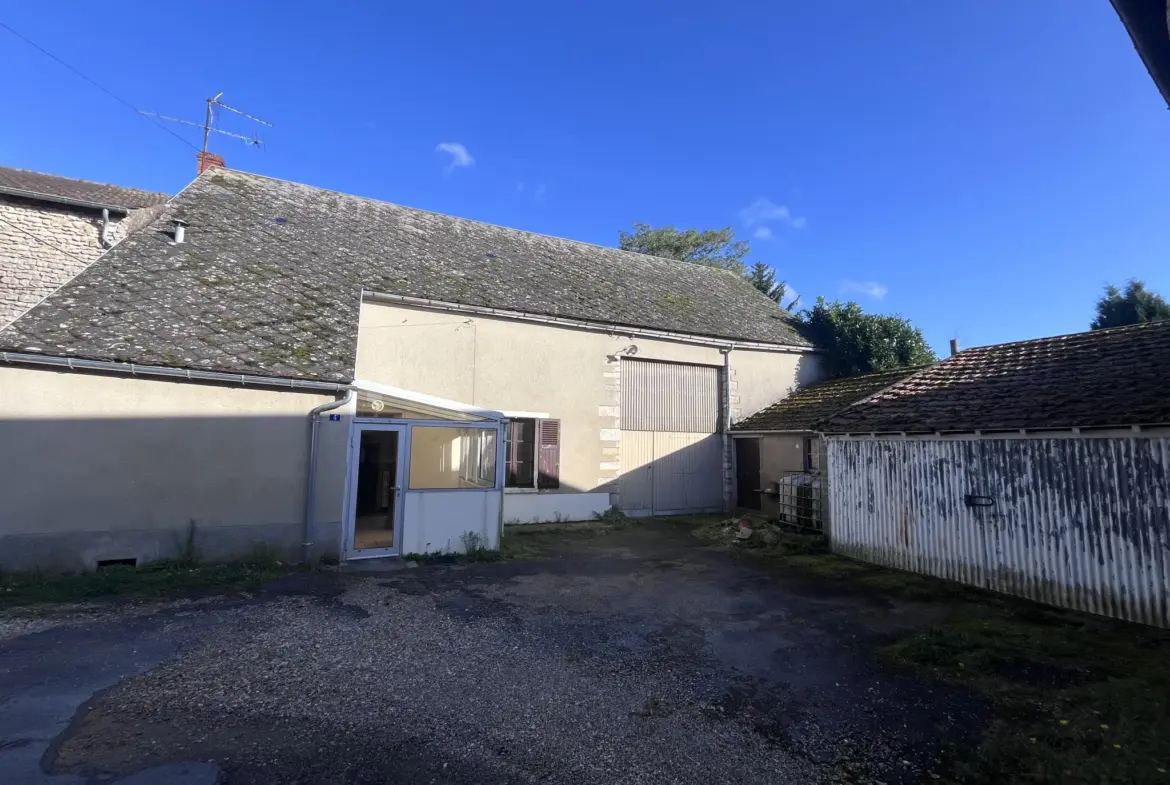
[822,321,1170,433]
[732,367,923,432]
[0,168,809,382]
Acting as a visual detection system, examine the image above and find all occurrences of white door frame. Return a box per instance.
[343,422,409,560]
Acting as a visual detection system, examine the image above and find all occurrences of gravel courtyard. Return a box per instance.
[1,521,982,784]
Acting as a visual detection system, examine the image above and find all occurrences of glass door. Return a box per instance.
[346,424,407,558]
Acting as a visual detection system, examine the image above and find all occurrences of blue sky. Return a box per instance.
[2,1,1168,355]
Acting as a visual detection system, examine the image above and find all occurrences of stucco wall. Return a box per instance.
[732,348,822,421]
[0,365,349,569]
[355,301,817,515]
[760,433,808,477]
[0,196,159,328]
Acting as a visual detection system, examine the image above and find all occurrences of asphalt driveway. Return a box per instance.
[0,521,981,784]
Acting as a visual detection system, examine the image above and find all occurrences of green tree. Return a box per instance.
[619,224,800,309]
[1091,280,1170,330]
[799,297,936,378]
[619,224,750,275]
[745,262,800,310]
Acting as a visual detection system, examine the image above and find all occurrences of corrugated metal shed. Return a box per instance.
[829,435,1170,628]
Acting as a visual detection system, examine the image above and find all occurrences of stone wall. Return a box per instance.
[0,195,157,328]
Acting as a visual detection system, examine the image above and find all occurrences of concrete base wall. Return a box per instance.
[0,365,349,571]
[503,491,611,524]
[0,520,342,572]
[401,490,501,554]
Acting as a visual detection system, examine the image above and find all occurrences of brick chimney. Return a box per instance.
[197,151,225,175]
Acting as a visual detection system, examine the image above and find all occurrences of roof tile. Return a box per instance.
[821,320,1170,433]
[0,169,809,382]
[0,166,167,210]
[732,367,924,432]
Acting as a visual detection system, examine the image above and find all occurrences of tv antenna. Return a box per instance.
[138,92,273,169]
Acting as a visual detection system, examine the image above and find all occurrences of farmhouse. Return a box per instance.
[0,166,819,569]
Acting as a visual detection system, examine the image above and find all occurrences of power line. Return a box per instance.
[0,215,94,266]
[0,20,200,151]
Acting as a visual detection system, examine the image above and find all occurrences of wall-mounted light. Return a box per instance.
[606,344,639,363]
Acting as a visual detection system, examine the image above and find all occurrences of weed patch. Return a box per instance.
[683,513,1170,782]
[690,516,828,559]
[0,556,296,609]
[495,511,642,562]
[500,533,548,561]
[880,600,1170,783]
[592,505,631,527]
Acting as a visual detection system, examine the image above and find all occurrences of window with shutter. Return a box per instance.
[505,419,536,488]
[537,418,561,489]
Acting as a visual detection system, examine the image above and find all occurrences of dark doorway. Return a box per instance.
[355,429,399,550]
[735,438,761,510]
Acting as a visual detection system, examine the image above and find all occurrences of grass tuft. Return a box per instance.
[403,532,507,564]
[0,557,296,609]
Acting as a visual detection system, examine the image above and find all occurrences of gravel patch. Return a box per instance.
[46,532,979,784]
[58,582,827,783]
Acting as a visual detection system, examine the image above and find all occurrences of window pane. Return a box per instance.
[505,419,536,488]
[409,427,497,489]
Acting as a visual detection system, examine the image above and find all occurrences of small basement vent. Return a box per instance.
[96,558,138,569]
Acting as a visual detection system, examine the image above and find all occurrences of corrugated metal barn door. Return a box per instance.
[620,431,655,513]
[619,360,723,515]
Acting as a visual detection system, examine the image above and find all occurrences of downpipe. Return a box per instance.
[303,389,355,565]
[721,345,735,512]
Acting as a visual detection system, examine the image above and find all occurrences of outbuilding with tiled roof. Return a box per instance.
[821,321,1170,629]
[729,366,924,522]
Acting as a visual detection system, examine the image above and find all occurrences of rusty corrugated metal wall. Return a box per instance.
[828,436,1170,627]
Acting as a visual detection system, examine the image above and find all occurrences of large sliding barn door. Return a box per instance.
[619,359,723,515]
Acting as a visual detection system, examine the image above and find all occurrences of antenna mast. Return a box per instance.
[137,92,273,172]
[202,91,220,154]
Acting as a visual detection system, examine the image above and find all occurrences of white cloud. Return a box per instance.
[534,183,547,200]
[841,280,889,300]
[435,142,474,173]
[753,226,773,240]
[739,197,806,230]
